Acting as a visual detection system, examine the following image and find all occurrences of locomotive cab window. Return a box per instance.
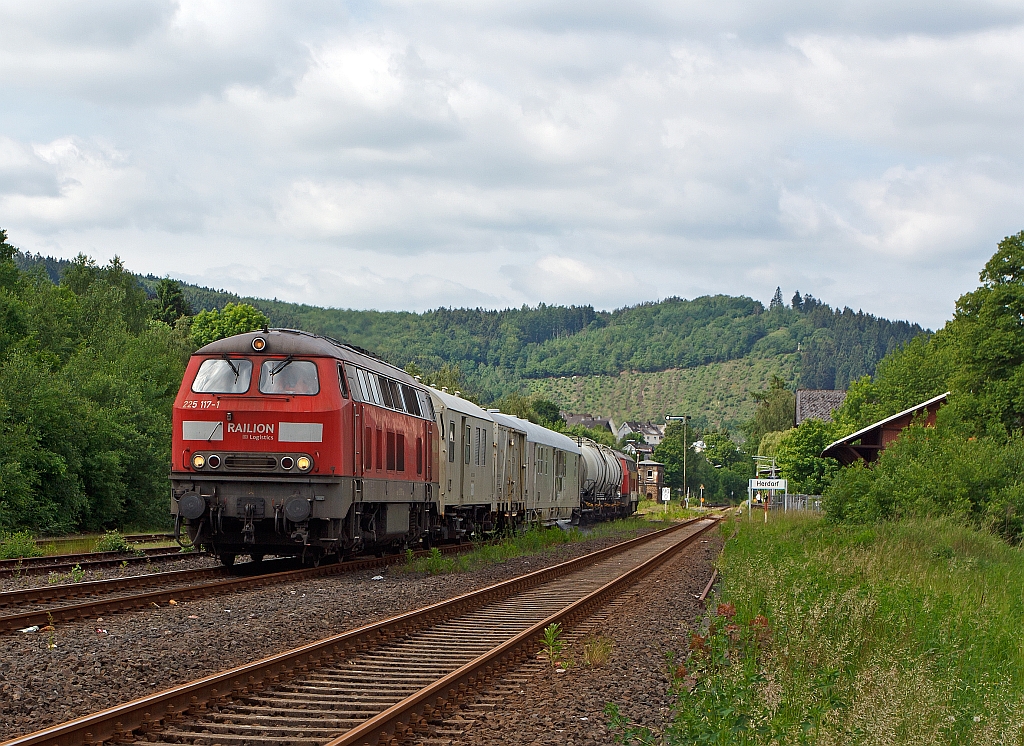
[192,358,253,394]
[259,359,319,395]
[337,364,349,398]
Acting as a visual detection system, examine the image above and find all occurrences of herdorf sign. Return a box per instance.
[749,478,788,491]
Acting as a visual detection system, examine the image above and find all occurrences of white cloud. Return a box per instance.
[2,2,1024,327]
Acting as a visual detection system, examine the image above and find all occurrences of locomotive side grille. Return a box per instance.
[224,455,278,470]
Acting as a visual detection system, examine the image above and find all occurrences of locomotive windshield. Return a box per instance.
[192,358,253,393]
[259,359,320,395]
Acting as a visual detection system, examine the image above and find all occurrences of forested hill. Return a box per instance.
[15,251,925,402]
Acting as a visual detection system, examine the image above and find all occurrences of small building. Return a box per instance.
[562,413,614,432]
[821,392,949,465]
[615,421,666,446]
[621,441,655,461]
[638,460,665,501]
[795,389,847,425]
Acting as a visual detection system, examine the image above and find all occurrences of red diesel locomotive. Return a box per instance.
[170,329,438,565]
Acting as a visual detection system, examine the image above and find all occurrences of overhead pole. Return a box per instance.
[666,414,691,504]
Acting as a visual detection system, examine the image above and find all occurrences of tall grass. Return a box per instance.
[652,513,1024,745]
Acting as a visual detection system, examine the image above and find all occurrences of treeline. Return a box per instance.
[16,252,924,398]
[1,240,194,534]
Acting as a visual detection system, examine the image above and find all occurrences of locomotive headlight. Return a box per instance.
[192,454,206,469]
[296,456,312,471]
[252,337,266,351]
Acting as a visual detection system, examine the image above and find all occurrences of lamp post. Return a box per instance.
[666,414,691,501]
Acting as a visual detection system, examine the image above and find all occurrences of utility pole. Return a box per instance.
[666,414,691,501]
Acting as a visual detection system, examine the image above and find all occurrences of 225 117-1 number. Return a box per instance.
[182,400,220,409]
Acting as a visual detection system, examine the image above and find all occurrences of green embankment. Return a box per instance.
[527,354,799,431]
[640,513,1024,744]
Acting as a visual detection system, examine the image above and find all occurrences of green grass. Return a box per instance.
[396,517,656,576]
[640,513,1024,745]
[636,499,706,523]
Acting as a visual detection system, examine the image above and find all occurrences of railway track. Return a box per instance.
[0,547,187,579]
[0,543,476,633]
[2,516,718,746]
[33,533,173,548]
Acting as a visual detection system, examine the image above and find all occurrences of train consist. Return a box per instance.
[170,329,639,565]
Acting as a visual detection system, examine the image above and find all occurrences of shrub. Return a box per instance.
[0,531,42,559]
[93,530,143,555]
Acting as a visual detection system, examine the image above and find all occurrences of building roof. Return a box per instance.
[795,389,847,424]
[821,392,949,465]
[563,413,613,431]
[637,460,665,466]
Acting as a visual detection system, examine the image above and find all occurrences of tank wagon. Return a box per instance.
[579,441,640,521]
[171,329,641,564]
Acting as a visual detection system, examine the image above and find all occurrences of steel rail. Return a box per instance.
[0,542,478,633]
[0,548,185,578]
[329,517,720,746]
[1,518,703,746]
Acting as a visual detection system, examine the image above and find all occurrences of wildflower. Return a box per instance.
[689,633,708,653]
[717,602,736,619]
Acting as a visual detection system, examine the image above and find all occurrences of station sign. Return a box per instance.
[749,478,787,490]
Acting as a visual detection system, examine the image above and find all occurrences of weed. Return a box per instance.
[46,612,56,650]
[424,547,452,574]
[47,572,61,585]
[12,559,23,580]
[119,560,129,569]
[0,531,42,560]
[582,634,613,667]
[69,564,85,583]
[541,622,564,667]
[405,548,415,567]
[604,703,658,745]
[94,530,144,556]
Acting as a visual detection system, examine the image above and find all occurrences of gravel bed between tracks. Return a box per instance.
[0,554,223,593]
[459,529,724,746]
[0,525,664,740]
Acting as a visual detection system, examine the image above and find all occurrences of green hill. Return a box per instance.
[527,354,799,433]
[15,251,926,428]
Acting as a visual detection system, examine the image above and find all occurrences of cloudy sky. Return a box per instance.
[2,1,1023,328]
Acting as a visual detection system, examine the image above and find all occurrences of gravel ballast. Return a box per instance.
[458,528,724,745]
[0,524,669,740]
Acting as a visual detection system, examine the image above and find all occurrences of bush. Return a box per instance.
[823,424,1024,541]
[93,529,142,555]
[0,530,42,559]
